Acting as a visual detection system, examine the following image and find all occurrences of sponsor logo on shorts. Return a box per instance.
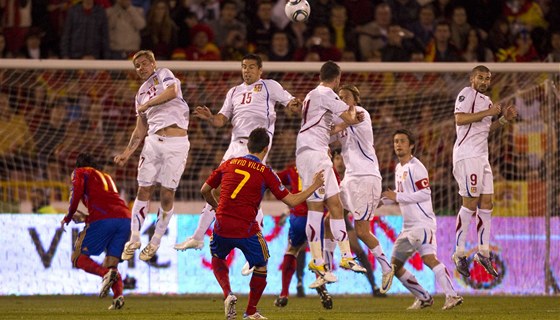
[470,186,477,193]
[318,187,325,195]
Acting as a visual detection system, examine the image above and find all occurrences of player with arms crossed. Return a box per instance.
[175,53,301,253]
[332,84,394,293]
[382,130,463,310]
[296,61,365,285]
[452,65,517,278]
[114,50,190,261]
[61,153,131,310]
[203,128,324,320]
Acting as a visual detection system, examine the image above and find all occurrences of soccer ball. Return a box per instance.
[285,0,311,23]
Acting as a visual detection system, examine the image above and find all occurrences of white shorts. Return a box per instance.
[222,136,272,164]
[392,227,437,263]
[296,150,339,202]
[340,175,381,221]
[137,135,190,190]
[453,156,493,197]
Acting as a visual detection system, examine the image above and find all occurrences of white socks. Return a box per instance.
[433,263,457,297]
[323,238,336,270]
[130,199,148,243]
[370,245,392,273]
[306,210,324,265]
[398,269,431,301]
[477,208,492,256]
[151,207,174,246]
[455,206,475,257]
[192,203,216,241]
[330,218,352,258]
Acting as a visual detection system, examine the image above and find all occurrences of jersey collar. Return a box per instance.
[243,154,261,163]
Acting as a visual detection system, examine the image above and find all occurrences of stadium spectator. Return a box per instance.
[17,28,48,59]
[114,50,190,262]
[208,0,246,48]
[61,153,131,310]
[141,0,179,60]
[544,31,560,62]
[356,2,392,61]
[268,31,294,61]
[464,0,504,33]
[462,29,495,62]
[294,24,342,61]
[178,23,221,61]
[188,0,220,23]
[106,0,146,59]
[488,17,514,54]
[1,0,32,56]
[409,4,436,49]
[328,5,357,57]
[433,0,454,20]
[496,29,540,62]
[220,29,249,61]
[169,1,197,48]
[31,188,58,213]
[247,0,281,54]
[307,0,335,28]
[450,6,472,51]
[60,0,110,59]
[381,24,414,62]
[387,0,420,30]
[424,21,464,62]
[203,127,324,320]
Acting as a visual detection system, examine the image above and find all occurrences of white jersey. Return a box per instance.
[394,157,437,232]
[453,86,492,163]
[333,106,381,178]
[135,68,190,135]
[296,85,348,155]
[219,79,294,140]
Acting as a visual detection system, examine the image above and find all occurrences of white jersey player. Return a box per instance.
[382,129,463,310]
[295,61,364,286]
[175,53,301,252]
[114,50,190,261]
[333,84,393,293]
[451,65,517,279]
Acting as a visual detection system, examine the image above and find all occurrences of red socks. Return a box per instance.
[246,269,267,316]
[280,254,297,297]
[75,254,108,277]
[212,257,232,299]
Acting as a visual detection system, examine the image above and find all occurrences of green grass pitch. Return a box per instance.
[1,295,558,320]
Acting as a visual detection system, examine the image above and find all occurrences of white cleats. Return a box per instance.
[139,243,159,261]
[174,237,204,251]
[121,241,140,260]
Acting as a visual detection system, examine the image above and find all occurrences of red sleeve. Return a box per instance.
[65,169,84,223]
[264,167,290,200]
[206,162,225,189]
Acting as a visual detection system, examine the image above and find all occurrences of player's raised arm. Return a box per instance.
[114,115,148,166]
[281,169,324,207]
[193,105,229,127]
[137,84,179,113]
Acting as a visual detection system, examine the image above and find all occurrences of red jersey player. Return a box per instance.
[61,153,131,310]
[202,128,324,320]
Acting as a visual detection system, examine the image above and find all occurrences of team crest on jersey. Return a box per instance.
[152,76,159,85]
[253,84,262,92]
[470,186,477,193]
[318,187,325,195]
[402,171,408,181]
[459,95,465,102]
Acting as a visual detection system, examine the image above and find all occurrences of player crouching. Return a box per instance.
[61,153,132,310]
[382,130,463,310]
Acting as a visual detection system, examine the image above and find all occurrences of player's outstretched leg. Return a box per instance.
[174,204,214,250]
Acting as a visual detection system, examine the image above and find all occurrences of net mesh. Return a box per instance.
[0,63,558,219]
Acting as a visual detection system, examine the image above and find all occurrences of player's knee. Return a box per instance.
[422,254,439,268]
[137,186,153,200]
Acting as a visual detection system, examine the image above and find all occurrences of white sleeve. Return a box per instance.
[267,80,294,106]
[218,87,235,120]
[159,68,176,88]
[396,161,432,204]
[454,88,476,114]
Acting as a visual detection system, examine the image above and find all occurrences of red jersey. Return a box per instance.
[64,167,131,224]
[277,165,308,217]
[206,154,290,238]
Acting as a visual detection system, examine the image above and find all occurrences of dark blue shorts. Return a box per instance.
[210,232,269,268]
[288,215,308,247]
[73,218,131,260]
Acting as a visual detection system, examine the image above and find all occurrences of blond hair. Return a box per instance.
[132,50,156,64]
[339,84,361,104]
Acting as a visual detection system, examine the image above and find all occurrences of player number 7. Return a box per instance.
[231,169,251,199]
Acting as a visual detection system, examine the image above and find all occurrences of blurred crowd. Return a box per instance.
[0,0,560,62]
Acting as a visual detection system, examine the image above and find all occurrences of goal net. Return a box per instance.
[0,60,558,294]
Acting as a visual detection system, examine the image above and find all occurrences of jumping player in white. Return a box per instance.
[333,84,394,293]
[382,129,463,310]
[451,65,517,278]
[114,50,190,261]
[174,53,301,255]
[296,61,365,286]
